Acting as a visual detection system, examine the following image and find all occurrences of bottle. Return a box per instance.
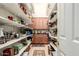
[0,28,4,37]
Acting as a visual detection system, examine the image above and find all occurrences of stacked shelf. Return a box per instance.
[0,34,32,49]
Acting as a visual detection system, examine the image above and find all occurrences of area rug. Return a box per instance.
[33,50,45,56]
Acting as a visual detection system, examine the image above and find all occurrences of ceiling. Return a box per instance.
[32,3,48,17]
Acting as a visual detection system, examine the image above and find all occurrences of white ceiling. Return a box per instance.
[32,3,48,17]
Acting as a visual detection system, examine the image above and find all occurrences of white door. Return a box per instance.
[57,3,79,56]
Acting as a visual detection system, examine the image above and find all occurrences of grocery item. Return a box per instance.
[8,16,13,21]
[0,37,5,44]
[0,28,5,44]
[13,43,24,55]
[3,48,15,56]
[13,19,21,24]
[19,3,27,14]
[21,39,27,45]
[0,28,4,37]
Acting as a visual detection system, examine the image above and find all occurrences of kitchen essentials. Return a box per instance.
[10,32,20,39]
[26,31,32,35]
[21,39,27,45]
[53,28,57,36]
[38,30,40,34]
[3,32,20,42]
[0,28,4,37]
[19,3,27,14]
[0,37,5,44]
[13,47,18,55]
[35,30,37,34]
[20,28,32,35]
[20,28,26,34]
[21,19,25,24]
[27,36,32,41]
[13,43,24,53]
[8,16,13,21]
[0,28,5,44]
[13,19,21,24]
[4,32,13,42]
[14,33,20,38]
[32,30,34,34]
[3,48,15,56]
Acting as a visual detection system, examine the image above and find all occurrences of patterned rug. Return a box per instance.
[33,50,45,56]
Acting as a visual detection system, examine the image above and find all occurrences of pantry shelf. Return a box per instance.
[49,26,57,29]
[16,41,31,56]
[0,34,32,49]
[0,3,32,24]
[49,33,58,39]
[49,14,57,23]
[50,42,57,51]
[47,3,57,16]
[50,42,65,56]
[0,16,26,27]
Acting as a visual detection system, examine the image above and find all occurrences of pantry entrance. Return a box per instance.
[0,3,58,56]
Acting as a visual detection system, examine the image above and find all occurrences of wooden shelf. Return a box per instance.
[0,34,32,49]
[16,41,31,56]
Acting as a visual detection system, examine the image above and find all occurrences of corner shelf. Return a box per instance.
[0,34,32,49]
